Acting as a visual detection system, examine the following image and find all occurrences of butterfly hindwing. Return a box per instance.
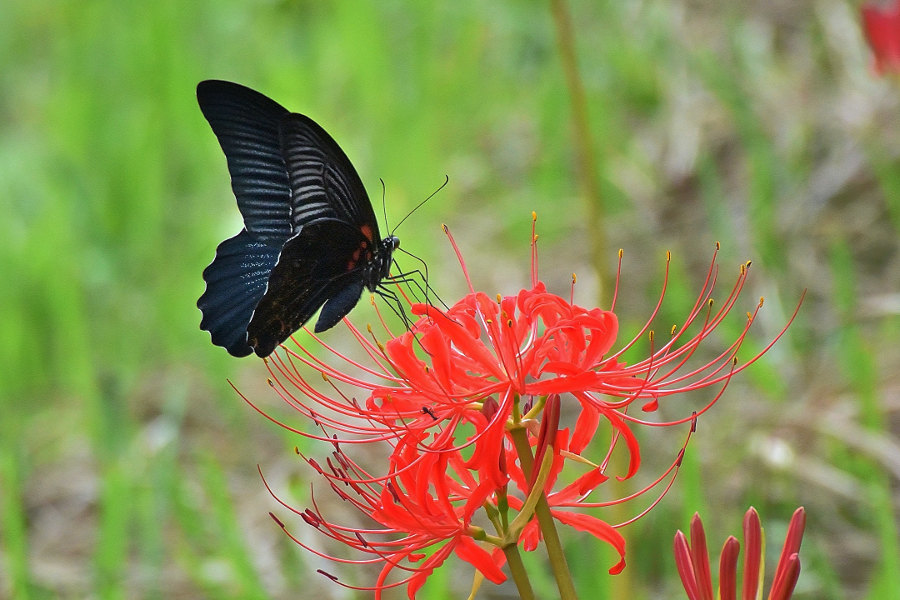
[198,229,281,357]
[315,276,367,333]
[246,220,373,356]
[197,80,292,246]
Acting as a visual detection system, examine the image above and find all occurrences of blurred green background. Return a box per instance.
[2,1,899,598]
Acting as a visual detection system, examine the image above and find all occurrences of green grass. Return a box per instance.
[2,1,899,598]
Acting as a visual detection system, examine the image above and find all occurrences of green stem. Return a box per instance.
[533,488,578,599]
[510,427,579,600]
[503,543,537,600]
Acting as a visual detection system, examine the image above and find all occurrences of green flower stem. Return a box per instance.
[502,542,536,600]
[510,427,579,600]
[497,485,510,531]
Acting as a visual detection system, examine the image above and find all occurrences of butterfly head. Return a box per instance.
[386,235,400,251]
[368,235,400,292]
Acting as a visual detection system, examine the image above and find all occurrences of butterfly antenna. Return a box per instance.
[392,175,449,234]
[379,178,391,232]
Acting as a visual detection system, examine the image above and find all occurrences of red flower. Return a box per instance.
[862,1,900,74]
[673,507,806,600]
[263,433,508,599]
[263,396,629,599]
[242,215,800,598]
[261,223,790,463]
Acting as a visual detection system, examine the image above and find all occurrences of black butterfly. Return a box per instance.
[196,80,399,357]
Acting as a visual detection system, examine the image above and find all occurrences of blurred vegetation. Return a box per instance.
[1,1,899,598]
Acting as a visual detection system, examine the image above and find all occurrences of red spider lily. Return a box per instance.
[241,215,800,598]
[262,433,509,599]
[258,220,793,460]
[673,506,806,600]
[261,395,628,599]
[862,1,900,74]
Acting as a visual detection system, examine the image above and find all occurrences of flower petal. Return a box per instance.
[454,536,507,584]
[551,510,626,575]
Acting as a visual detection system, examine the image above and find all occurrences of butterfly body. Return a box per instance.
[196,80,397,357]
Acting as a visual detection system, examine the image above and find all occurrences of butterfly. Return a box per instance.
[196,80,399,357]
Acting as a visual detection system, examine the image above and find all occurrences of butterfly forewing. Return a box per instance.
[197,80,292,246]
[279,114,379,237]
